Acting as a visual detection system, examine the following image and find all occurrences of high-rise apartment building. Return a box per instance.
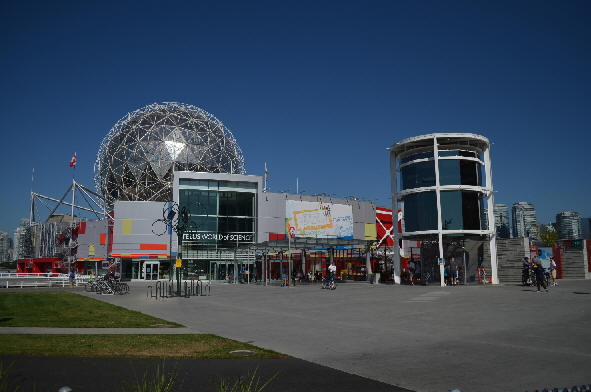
[13,218,32,261]
[556,211,582,240]
[493,204,511,238]
[0,231,11,263]
[512,202,538,239]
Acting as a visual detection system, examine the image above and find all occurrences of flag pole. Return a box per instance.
[71,153,76,224]
[264,162,268,192]
[29,168,34,225]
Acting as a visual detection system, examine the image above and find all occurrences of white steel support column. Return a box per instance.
[484,145,499,284]
[390,148,401,284]
[433,137,445,287]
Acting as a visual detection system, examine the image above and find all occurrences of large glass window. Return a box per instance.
[401,161,436,190]
[438,160,482,186]
[440,191,482,231]
[219,192,255,216]
[403,192,438,232]
[179,180,257,254]
[179,189,217,215]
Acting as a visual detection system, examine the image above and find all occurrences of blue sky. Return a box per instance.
[0,0,589,235]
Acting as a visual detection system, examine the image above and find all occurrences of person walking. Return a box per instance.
[533,257,548,292]
[450,257,458,286]
[550,257,558,286]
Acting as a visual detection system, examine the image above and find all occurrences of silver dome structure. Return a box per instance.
[94,102,245,206]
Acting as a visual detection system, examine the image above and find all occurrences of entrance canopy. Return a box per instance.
[243,237,372,253]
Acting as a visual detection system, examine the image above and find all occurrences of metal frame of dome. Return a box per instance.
[94,102,245,206]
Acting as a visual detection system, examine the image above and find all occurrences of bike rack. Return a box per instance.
[148,280,211,299]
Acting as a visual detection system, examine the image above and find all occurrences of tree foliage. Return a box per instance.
[539,226,558,247]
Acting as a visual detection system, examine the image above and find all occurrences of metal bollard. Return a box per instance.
[147,285,152,299]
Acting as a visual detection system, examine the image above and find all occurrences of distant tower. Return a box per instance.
[493,204,511,238]
[556,211,582,240]
[512,202,538,239]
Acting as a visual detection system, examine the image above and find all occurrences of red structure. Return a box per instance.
[17,258,64,274]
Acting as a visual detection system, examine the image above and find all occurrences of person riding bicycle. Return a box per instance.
[328,262,336,284]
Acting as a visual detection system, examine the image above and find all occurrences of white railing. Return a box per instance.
[0,273,91,288]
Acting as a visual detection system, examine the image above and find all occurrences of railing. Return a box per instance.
[0,273,90,288]
[147,279,211,299]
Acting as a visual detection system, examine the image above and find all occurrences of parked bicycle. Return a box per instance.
[85,275,129,295]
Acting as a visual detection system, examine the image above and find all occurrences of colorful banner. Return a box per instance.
[285,200,353,239]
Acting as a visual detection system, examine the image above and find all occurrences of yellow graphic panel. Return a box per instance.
[122,220,133,234]
[89,244,95,256]
[364,223,376,240]
[293,209,334,233]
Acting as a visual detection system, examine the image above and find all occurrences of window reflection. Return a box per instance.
[440,191,482,231]
[438,160,481,186]
[401,161,436,190]
[403,192,437,232]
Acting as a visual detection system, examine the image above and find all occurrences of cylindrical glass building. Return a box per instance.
[389,133,498,285]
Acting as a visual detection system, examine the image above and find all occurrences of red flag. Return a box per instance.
[70,152,77,167]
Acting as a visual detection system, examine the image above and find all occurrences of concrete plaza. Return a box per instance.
[85,280,591,392]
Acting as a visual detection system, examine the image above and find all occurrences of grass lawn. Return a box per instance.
[0,334,286,359]
[0,292,182,328]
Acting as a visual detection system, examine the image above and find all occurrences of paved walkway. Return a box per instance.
[77,280,591,392]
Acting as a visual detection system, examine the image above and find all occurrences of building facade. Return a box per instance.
[389,133,498,285]
[0,231,11,263]
[556,211,582,240]
[493,204,511,239]
[512,202,538,239]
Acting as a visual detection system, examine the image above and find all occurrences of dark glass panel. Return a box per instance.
[179,189,217,215]
[403,192,438,232]
[441,191,463,230]
[459,160,478,186]
[440,191,481,231]
[439,150,459,157]
[438,160,481,186]
[401,161,436,190]
[218,191,255,217]
[439,160,461,186]
[462,191,481,230]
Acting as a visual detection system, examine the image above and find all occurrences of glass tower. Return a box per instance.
[389,133,498,285]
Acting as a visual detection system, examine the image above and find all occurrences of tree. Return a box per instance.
[539,225,558,247]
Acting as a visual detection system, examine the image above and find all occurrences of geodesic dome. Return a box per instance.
[94,102,245,207]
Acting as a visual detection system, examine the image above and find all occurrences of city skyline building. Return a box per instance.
[493,204,511,239]
[12,218,32,261]
[512,202,538,239]
[0,231,11,263]
[556,211,582,240]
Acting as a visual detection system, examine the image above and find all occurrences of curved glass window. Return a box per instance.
[439,160,482,186]
[401,161,436,190]
[403,192,437,232]
[440,191,482,230]
[400,151,434,164]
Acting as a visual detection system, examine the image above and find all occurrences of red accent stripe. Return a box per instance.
[140,244,167,250]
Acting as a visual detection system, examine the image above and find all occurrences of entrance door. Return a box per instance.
[144,262,160,281]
